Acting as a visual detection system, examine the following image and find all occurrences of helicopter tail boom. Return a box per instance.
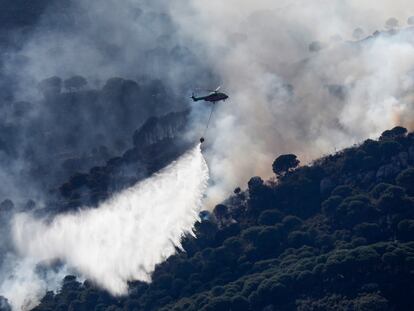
[191,94,203,102]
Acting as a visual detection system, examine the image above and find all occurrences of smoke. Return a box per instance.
[0,256,69,311]
[2,144,208,310]
[4,0,207,98]
[0,0,211,205]
[1,0,413,207]
[169,0,414,205]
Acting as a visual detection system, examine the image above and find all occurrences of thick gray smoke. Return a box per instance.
[170,0,414,205]
[2,144,208,310]
[4,0,208,98]
[6,1,412,205]
[0,0,210,205]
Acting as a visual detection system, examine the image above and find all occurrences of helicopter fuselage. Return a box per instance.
[192,92,228,103]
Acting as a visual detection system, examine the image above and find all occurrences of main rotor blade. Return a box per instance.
[207,86,221,93]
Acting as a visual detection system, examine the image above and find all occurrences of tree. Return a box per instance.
[0,199,14,212]
[282,215,303,230]
[0,296,11,311]
[379,126,407,141]
[64,76,88,92]
[256,226,282,251]
[370,183,393,199]
[38,76,62,97]
[377,186,407,214]
[331,185,353,197]
[214,204,229,226]
[258,209,282,225]
[288,230,311,248]
[272,154,299,176]
[397,220,414,241]
[214,204,228,220]
[353,293,389,311]
[385,17,399,30]
[247,176,274,212]
[396,168,414,196]
[248,176,264,190]
[378,140,402,158]
[353,28,365,40]
[309,41,324,52]
[322,195,343,216]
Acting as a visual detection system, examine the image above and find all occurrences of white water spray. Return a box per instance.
[4,144,208,310]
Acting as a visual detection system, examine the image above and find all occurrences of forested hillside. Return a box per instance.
[57,109,191,212]
[31,126,414,311]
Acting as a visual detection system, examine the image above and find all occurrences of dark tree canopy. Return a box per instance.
[64,76,88,92]
[308,41,324,52]
[214,204,228,220]
[272,154,300,176]
[38,76,62,97]
[353,27,365,40]
[385,17,399,29]
[247,176,264,190]
[379,126,407,141]
[396,168,414,195]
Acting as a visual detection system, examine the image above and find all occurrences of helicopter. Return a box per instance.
[191,86,229,103]
[191,87,229,143]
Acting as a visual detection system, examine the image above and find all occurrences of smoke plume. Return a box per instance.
[4,144,208,310]
[4,0,413,206]
[171,0,414,205]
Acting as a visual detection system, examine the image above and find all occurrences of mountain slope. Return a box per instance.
[31,126,414,311]
[55,110,191,212]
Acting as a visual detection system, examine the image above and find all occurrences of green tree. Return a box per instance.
[379,126,407,141]
[385,17,399,30]
[272,154,300,176]
[64,76,88,92]
[397,220,414,241]
[396,168,414,195]
[38,76,62,97]
[258,209,282,225]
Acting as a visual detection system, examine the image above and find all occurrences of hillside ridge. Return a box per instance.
[29,126,414,311]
